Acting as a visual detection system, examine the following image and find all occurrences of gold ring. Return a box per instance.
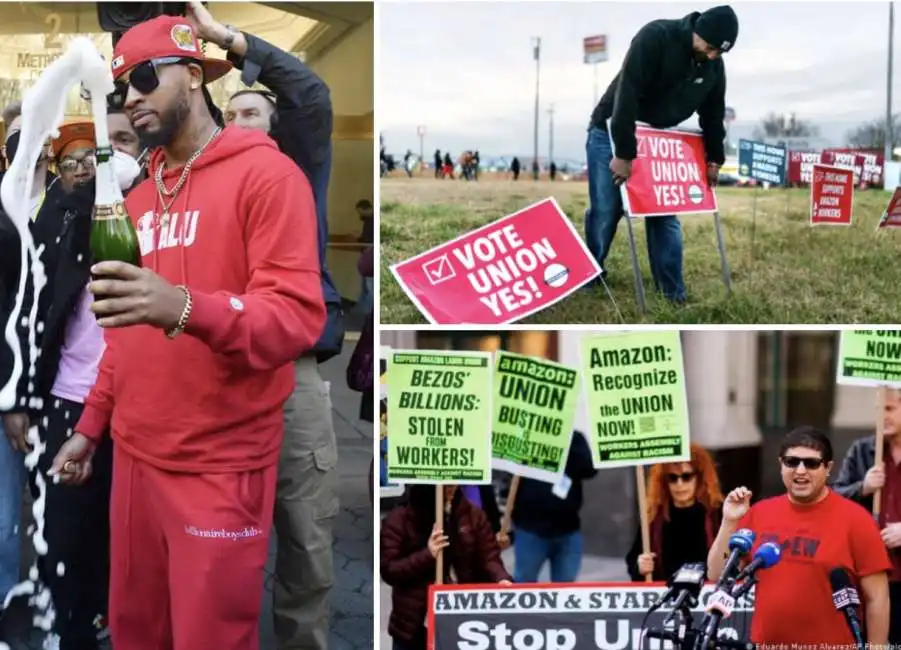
[63,460,74,472]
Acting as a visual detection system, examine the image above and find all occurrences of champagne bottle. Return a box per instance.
[90,144,140,267]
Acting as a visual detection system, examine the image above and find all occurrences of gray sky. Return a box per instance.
[380,1,895,163]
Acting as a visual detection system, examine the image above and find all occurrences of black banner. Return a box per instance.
[429,584,755,650]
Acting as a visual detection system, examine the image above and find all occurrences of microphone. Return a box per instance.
[661,562,706,625]
[716,528,756,590]
[829,567,864,649]
[732,542,782,584]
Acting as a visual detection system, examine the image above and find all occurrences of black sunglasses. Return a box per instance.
[781,456,825,470]
[107,57,197,109]
[667,471,696,484]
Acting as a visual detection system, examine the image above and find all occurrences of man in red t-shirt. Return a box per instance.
[707,426,891,646]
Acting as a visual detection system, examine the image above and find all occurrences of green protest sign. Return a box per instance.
[387,350,493,484]
[581,331,690,468]
[492,351,581,484]
[836,330,901,388]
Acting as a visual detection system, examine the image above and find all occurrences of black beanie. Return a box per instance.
[694,5,738,52]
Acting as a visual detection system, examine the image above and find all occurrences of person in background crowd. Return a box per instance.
[52,123,95,194]
[625,442,723,581]
[707,426,890,647]
[185,4,339,649]
[511,430,597,582]
[584,5,736,297]
[432,149,441,178]
[510,156,521,181]
[0,102,59,635]
[50,16,324,650]
[381,484,512,650]
[442,152,453,179]
[834,387,901,643]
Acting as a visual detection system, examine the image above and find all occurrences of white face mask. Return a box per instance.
[111,149,141,190]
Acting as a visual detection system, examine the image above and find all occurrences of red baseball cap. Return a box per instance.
[111,15,232,83]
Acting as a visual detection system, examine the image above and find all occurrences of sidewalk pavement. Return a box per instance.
[378,551,628,649]
[3,336,374,650]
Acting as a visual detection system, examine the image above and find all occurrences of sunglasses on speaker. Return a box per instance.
[83,57,197,109]
[666,471,696,484]
[781,456,825,470]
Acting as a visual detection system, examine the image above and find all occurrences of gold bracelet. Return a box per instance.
[165,285,193,339]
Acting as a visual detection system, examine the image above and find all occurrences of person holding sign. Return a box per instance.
[380,484,512,650]
[834,387,901,643]
[511,430,597,583]
[584,5,737,301]
[625,442,723,581]
[707,427,891,646]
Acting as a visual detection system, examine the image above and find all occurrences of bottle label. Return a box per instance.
[93,202,129,221]
[95,146,114,164]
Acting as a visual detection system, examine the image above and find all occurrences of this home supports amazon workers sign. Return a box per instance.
[605,121,731,313]
[390,198,601,325]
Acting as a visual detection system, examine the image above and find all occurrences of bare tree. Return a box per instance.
[845,115,901,150]
[753,112,819,139]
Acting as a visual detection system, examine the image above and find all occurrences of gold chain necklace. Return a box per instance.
[154,126,221,228]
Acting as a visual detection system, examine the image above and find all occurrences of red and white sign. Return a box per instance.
[878,187,901,229]
[830,148,884,186]
[788,150,822,185]
[390,199,601,325]
[821,150,864,186]
[583,34,608,64]
[610,123,718,217]
[810,164,854,226]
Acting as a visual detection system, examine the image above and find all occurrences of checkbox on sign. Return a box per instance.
[423,254,456,285]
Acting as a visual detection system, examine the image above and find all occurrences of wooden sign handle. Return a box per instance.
[874,386,887,519]
[435,486,444,585]
[636,466,652,583]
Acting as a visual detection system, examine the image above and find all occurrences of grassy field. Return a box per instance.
[380,178,900,324]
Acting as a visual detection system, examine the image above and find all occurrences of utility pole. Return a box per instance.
[532,37,541,181]
[887,1,895,163]
[547,104,555,166]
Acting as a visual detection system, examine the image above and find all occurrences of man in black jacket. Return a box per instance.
[511,430,598,582]
[185,4,341,649]
[834,387,901,643]
[584,5,737,302]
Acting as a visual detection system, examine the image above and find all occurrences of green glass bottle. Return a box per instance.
[90,145,140,267]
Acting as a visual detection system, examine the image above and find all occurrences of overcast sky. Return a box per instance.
[380,1,896,162]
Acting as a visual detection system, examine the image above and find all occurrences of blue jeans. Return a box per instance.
[513,528,583,583]
[0,424,24,606]
[584,126,686,301]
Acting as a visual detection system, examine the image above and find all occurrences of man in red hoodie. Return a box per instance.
[51,16,325,650]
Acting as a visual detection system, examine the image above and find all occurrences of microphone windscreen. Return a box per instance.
[753,542,782,568]
[829,567,853,592]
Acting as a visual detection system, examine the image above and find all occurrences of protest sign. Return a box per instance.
[428,583,755,650]
[737,139,787,185]
[836,330,901,389]
[609,123,717,217]
[380,346,405,498]
[390,199,601,325]
[878,187,901,229]
[833,148,884,186]
[821,150,864,186]
[787,150,822,185]
[580,331,689,469]
[809,164,854,226]
[491,351,581,484]
[387,350,493,484]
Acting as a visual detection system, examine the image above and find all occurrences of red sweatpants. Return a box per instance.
[108,445,277,650]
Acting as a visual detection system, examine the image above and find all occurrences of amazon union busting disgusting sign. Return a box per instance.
[391,199,601,325]
[610,123,718,217]
[428,584,755,650]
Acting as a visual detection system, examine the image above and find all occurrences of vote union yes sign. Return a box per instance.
[390,198,601,325]
[610,123,718,217]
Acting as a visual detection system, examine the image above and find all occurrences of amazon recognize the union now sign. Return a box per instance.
[390,198,602,325]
